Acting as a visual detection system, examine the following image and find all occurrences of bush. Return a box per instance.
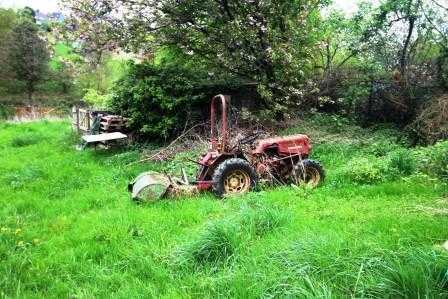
[364,129,404,157]
[355,81,412,126]
[416,141,448,181]
[387,149,416,176]
[108,62,202,140]
[366,139,400,157]
[109,61,241,141]
[345,157,385,184]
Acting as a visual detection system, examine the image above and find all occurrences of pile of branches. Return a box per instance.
[135,120,271,164]
[356,81,412,125]
[412,94,448,144]
[137,123,208,163]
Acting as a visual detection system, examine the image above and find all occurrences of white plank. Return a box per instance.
[82,132,127,143]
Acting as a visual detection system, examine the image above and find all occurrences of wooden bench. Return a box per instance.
[78,132,128,150]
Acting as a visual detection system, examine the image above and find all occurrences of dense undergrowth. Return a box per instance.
[0,117,447,298]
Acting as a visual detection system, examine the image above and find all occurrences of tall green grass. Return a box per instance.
[0,119,447,297]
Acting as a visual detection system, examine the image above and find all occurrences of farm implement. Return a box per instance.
[129,95,324,200]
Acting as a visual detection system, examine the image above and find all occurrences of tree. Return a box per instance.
[0,9,17,84]
[8,9,50,102]
[64,0,328,109]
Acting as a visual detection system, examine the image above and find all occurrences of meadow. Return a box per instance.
[0,118,447,298]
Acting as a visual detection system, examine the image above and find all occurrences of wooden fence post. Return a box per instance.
[76,107,80,133]
[87,111,91,132]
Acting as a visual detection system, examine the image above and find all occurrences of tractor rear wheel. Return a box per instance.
[294,159,325,187]
[212,158,257,197]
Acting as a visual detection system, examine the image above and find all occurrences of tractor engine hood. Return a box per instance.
[253,134,311,156]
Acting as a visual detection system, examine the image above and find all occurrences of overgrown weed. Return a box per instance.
[174,198,291,269]
[10,134,42,147]
[175,220,240,269]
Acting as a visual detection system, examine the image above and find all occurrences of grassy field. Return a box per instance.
[0,119,447,298]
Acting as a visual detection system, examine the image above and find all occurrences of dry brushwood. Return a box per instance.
[132,123,272,165]
[131,123,207,164]
[413,94,448,144]
[132,105,276,165]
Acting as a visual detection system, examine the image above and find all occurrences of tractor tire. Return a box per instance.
[294,159,325,187]
[212,158,258,197]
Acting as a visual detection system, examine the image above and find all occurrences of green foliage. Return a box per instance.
[82,88,111,108]
[7,12,50,101]
[416,141,448,181]
[65,0,328,108]
[388,149,416,176]
[109,62,201,140]
[0,8,18,95]
[365,137,401,157]
[43,42,78,96]
[60,0,448,146]
[0,12,78,105]
[0,8,17,37]
[0,104,13,120]
[109,61,239,140]
[75,55,129,96]
[340,81,371,114]
[345,157,385,184]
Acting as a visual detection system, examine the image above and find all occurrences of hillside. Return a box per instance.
[0,118,447,297]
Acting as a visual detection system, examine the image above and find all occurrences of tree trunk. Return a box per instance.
[400,16,415,75]
[27,83,33,104]
[400,0,421,75]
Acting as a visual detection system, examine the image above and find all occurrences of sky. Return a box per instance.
[0,0,360,14]
[0,0,59,13]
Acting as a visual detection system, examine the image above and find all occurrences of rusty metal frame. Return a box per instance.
[210,94,229,152]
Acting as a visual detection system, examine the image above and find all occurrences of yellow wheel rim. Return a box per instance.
[224,170,250,194]
[300,167,321,187]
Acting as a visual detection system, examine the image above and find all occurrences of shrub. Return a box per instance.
[416,141,448,181]
[365,135,402,157]
[345,157,385,184]
[387,149,416,176]
[354,81,412,126]
[108,62,202,141]
[108,61,241,141]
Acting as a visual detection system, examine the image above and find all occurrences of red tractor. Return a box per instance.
[129,95,324,200]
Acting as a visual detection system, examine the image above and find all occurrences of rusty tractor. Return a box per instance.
[129,94,325,200]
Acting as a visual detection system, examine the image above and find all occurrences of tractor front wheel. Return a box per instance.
[294,159,325,187]
[212,158,258,197]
